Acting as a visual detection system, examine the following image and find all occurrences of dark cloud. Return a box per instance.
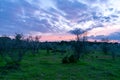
[89,35,107,40]
[111,15,119,18]
[89,32,120,41]
[107,32,120,40]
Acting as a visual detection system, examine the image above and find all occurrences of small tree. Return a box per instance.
[7,33,25,68]
[45,41,53,54]
[0,34,25,69]
[69,28,84,41]
[62,28,87,64]
[34,36,41,54]
[101,38,109,55]
[15,33,23,41]
[27,35,41,55]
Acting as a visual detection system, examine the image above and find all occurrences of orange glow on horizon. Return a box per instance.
[38,24,120,42]
[40,35,75,42]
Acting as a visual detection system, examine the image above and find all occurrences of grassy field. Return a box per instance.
[0,50,120,80]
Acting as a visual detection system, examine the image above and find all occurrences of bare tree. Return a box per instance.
[34,36,41,54]
[69,28,85,41]
[62,28,88,63]
[101,37,109,55]
[27,35,41,55]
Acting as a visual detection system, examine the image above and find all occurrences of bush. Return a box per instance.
[62,54,77,64]
[68,54,77,63]
[62,56,69,64]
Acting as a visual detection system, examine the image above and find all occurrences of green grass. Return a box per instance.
[0,50,120,80]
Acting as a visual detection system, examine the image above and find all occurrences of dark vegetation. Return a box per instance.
[0,32,120,79]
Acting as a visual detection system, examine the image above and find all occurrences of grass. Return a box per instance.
[0,50,120,80]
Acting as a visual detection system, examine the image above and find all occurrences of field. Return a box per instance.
[0,50,120,80]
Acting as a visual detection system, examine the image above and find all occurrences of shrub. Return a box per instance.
[62,56,69,64]
[68,54,77,63]
[62,54,78,64]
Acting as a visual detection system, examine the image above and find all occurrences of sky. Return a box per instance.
[0,0,120,41]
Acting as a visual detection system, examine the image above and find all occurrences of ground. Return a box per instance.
[0,50,120,80]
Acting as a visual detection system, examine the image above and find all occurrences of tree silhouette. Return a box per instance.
[62,28,87,63]
[69,28,85,41]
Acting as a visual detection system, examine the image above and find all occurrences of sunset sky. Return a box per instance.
[0,0,120,41]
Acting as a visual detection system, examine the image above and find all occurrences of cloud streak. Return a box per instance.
[0,0,120,40]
